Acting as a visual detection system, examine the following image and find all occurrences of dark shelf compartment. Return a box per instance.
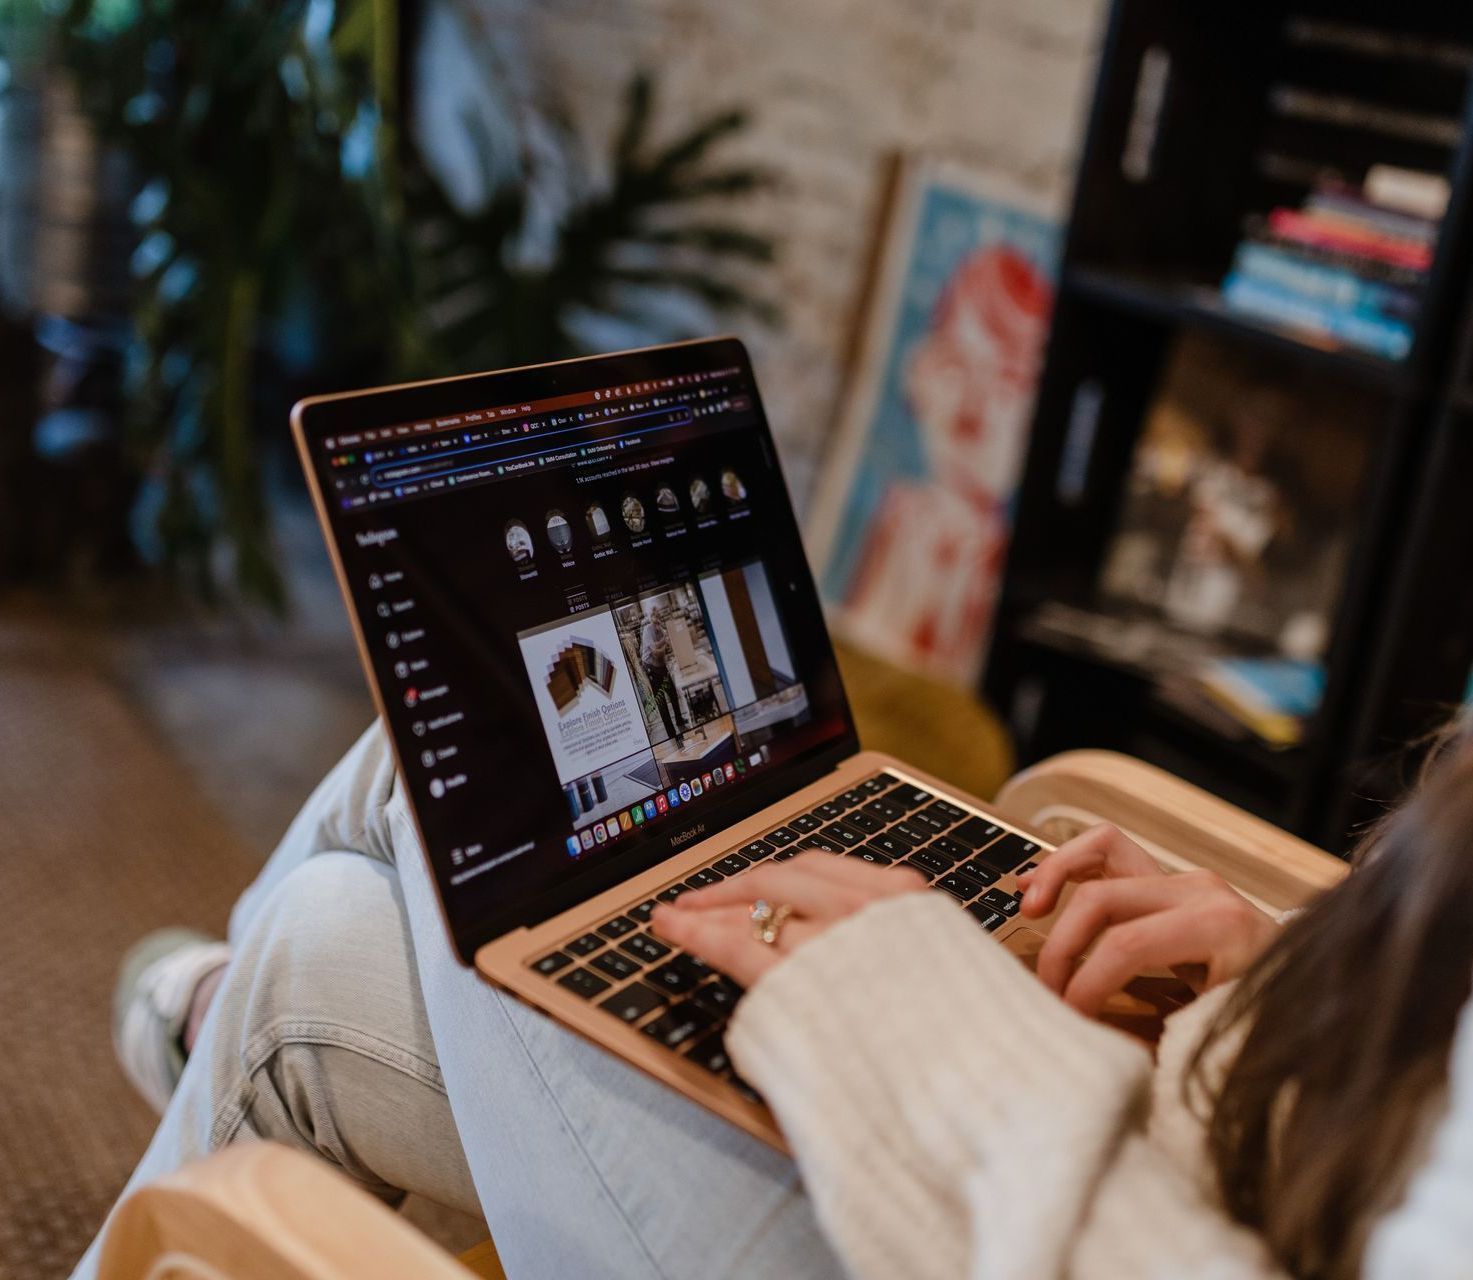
[1064,265,1416,391]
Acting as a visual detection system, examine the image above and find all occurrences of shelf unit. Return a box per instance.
[983,0,1473,852]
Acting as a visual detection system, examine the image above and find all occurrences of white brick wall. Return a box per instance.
[437,0,1107,498]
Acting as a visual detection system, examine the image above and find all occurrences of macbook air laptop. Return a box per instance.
[292,336,1060,1150]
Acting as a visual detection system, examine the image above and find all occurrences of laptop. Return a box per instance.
[292,336,1060,1151]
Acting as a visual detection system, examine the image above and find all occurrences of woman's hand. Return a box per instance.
[1017,824,1280,1016]
[652,852,926,989]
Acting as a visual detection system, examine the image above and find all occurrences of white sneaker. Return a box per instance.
[112,928,232,1114]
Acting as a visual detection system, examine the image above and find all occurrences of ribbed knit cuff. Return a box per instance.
[728,893,1153,1280]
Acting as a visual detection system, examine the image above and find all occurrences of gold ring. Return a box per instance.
[749,899,793,946]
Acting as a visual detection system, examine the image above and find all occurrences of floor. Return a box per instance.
[0,495,484,1279]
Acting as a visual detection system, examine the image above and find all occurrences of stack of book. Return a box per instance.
[1221,164,1450,361]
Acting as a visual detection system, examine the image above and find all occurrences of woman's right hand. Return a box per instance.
[1016,824,1279,1017]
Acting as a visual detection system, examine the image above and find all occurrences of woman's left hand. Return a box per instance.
[652,852,927,988]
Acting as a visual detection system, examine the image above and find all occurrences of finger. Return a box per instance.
[1062,911,1214,1017]
[674,852,922,920]
[651,903,821,987]
[1020,824,1159,918]
[1035,875,1196,993]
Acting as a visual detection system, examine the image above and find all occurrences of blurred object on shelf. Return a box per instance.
[1221,165,1447,360]
[1099,334,1373,657]
[808,158,1060,687]
[1160,656,1326,750]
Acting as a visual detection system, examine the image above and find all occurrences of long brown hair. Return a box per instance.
[1192,716,1473,1278]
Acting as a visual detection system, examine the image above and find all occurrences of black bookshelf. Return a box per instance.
[983,0,1473,852]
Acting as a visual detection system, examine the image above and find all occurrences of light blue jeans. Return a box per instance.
[71,723,843,1280]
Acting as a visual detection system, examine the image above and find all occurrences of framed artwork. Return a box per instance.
[806,158,1061,686]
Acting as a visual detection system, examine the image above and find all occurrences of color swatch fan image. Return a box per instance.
[545,637,618,711]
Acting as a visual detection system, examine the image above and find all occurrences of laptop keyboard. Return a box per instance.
[529,772,1043,1104]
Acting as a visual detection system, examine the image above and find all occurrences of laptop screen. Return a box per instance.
[295,338,856,959]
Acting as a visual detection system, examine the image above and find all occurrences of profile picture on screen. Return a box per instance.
[586,502,612,541]
[721,469,747,504]
[621,494,647,533]
[546,510,573,554]
[505,519,534,565]
[689,476,712,514]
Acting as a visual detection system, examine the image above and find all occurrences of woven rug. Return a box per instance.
[0,621,263,1278]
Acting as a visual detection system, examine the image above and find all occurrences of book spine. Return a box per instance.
[1222,274,1414,358]
[1267,208,1434,271]
[1305,192,1439,244]
[1232,243,1419,321]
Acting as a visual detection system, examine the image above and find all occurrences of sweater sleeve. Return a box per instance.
[725,893,1286,1280]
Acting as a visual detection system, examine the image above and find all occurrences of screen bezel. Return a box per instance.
[292,336,859,961]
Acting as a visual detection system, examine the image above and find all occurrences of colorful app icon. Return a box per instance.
[702,772,713,791]
[655,793,669,814]
[725,763,736,780]
[565,835,581,856]
[712,768,724,786]
[619,812,633,832]
[735,758,746,774]
[580,829,595,851]
[690,777,703,797]
[605,818,620,840]
[631,805,645,825]
[748,753,762,769]
[594,824,608,844]
[668,787,681,808]
[678,781,692,803]
[644,799,658,819]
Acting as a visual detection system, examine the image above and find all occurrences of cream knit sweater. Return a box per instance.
[726,894,1473,1279]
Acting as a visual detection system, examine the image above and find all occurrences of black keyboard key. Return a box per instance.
[790,812,823,833]
[1016,862,1038,877]
[801,832,845,853]
[691,976,742,1016]
[814,800,847,822]
[860,772,898,795]
[927,798,969,823]
[966,902,1004,929]
[629,900,657,924]
[838,787,869,808]
[739,840,775,860]
[868,831,915,859]
[862,797,904,823]
[773,848,799,861]
[981,888,1021,917]
[533,950,573,976]
[685,868,725,890]
[894,822,934,848]
[765,826,802,847]
[910,848,954,876]
[918,803,961,830]
[592,949,642,981]
[959,858,1001,887]
[657,884,693,904]
[845,810,884,834]
[909,810,948,835]
[977,833,1041,873]
[852,845,893,865]
[642,1001,716,1050]
[715,853,752,876]
[597,916,638,940]
[619,933,672,965]
[648,954,708,995]
[557,967,612,999]
[686,1032,732,1074]
[599,983,666,1024]
[821,822,866,850]
[937,871,987,902]
[929,835,969,862]
[951,816,1004,851]
[728,1074,764,1104]
[893,785,935,810]
[568,933,603,957]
